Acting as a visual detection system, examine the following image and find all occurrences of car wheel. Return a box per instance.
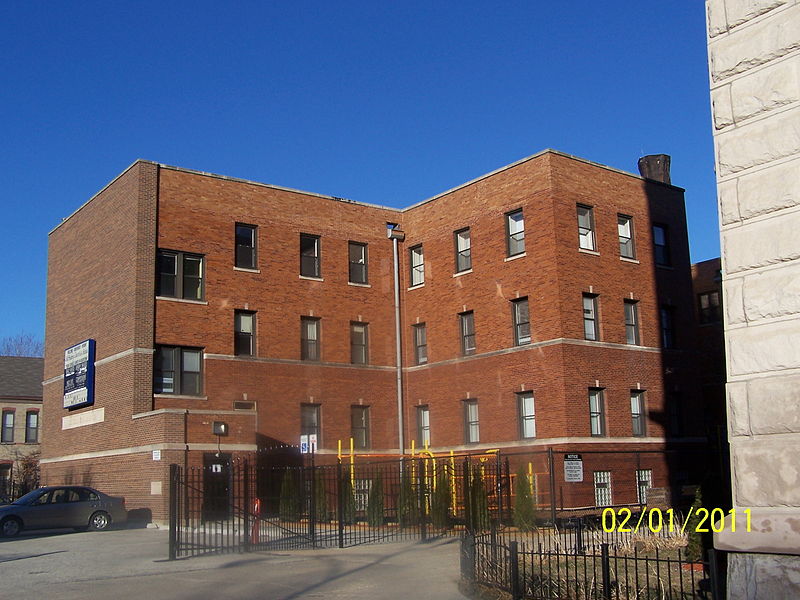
[88,511,111,531]
[1,517,22,537]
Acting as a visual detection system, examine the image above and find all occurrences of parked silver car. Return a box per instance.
[0,486,126,537]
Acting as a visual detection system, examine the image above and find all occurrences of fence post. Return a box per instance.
[168,463,178,561]
[460,533,476,583]
[417,457,427,541]
[337,459,345,549]
[509,540,521,600]
[576,518,585,554]
[708,548,721,600]
[309,455,317,548]
[495,452,503,525]
[242,459,250,553]
[547,448,557,525]
[601,543,612,600]
[464,458,472,534]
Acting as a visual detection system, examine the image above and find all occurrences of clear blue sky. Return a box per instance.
[1,1,718,341]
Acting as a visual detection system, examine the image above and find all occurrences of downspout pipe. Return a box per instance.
[388,223,406,455]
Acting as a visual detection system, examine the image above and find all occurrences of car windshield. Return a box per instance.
[12,489,48,505]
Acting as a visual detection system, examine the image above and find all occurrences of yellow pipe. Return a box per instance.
[411,439,415,457]
[450,451,456,511]
[338,439,342,460]
[528,461,534,497]
[350,437,355,488]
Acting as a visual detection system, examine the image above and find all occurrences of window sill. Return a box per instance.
[156,296,208,305]
[234,266,260,273]
[578,248,600,256]
[348,281,371,288]
[619,257,639,264]
[154,394,208,400]
[408,283,425,291]
[453,269,473,278]
[656,264,674,271]
[504,252,526,262]
[299,275,324,282]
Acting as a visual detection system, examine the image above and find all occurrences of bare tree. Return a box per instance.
[0,332,44,357]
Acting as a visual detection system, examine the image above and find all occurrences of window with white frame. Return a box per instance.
[463,399,479,443]
[301,316,321,361]
[512,297,531,345]
[577,205,596,251]
[410,245,424,286]
[412,323,427,365]
[154,346,203,395]
[350,322,368,365]
[618,215,635,259]
[594,471,612,507]
[234,310,256,356]
[517,391,536,439]
[301,403,320,439]
[417,405,431,447]
[349,241,368,284]
[25,411,39,443]
[589,388,605,436]
[506,209,525,256]
[300,233,321,277]
[454,228,472,272]
[624,300,640,345]
[1,410,14,443]
[636,469,652,504]
[631,391,646,437]
[583,294,599,341]
[351,406,370,449]
[460,311,476,356]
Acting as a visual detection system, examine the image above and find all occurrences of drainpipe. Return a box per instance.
[387,223,406,455]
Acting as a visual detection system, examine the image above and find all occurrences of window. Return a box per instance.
[301,317,321,361]
[350,322,368,365]
[577,205,596,251]
[618,215,635,259]
[631,391,646,437]
[463,400,479,443]
[1,410,14,443]
[235,223,257,269]
[234,311,256,356]
[517,392,536,439]
[156,250,204,300]
[410,245,424,286]
[412,323,427,365]
[660,306,675,349]
[653,224,670,266]
[668,393,684,437]
[583,294,599,341]
[351,406,370,449]
[300,233,321,277]
[417,405,431,447]
[460,311,476,356]
[349,241,368,284]
[593,471,612,507]
[636,469,653,504]
[624,300,640,345]
[25,411,39,443]
[506,209,525,256]
[454,228,472,272]
[154,346,203,395]
[301,404,320,439]
[698,291,721,324]
[589,388,605,436]
[512,298,531,345]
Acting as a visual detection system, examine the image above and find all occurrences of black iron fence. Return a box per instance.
[462,530,724,600]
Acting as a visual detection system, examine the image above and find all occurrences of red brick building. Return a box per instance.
[41,150,708,521]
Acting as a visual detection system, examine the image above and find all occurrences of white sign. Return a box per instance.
[564,453,583,482]
[300,434,309,454]
[152,450,162,461]
[309,434,317,453]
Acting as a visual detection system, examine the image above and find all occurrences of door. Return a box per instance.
[202,453,232,521]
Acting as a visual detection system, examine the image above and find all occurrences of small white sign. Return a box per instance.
[309,434,317,453]
[211,464,222,473]
[152,450,162,461]
[564,453,584,483]
[300,434,309,454]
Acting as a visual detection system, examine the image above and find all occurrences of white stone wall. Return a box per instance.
[707,0,800,558]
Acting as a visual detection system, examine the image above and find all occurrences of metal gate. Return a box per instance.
[168,452,513,559]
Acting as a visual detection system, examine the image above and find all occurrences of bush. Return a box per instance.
[513,464,537,532]
[367,477,384,527]
[399,462,419,528]
[314,470,328,522]
[466,463,490,532]
[340,469,356,525]
[431,467,452,529]
[279,470,302,522]
[685,486,704,562]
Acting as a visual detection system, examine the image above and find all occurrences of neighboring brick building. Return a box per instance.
[42,149,708,521]
[0,356,43,497]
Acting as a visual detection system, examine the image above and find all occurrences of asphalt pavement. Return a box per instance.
[1,528,469,599]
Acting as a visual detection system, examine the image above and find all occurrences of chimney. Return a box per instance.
[637,154,671,185]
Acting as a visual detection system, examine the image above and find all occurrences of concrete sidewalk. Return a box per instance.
[1,529,469,599]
